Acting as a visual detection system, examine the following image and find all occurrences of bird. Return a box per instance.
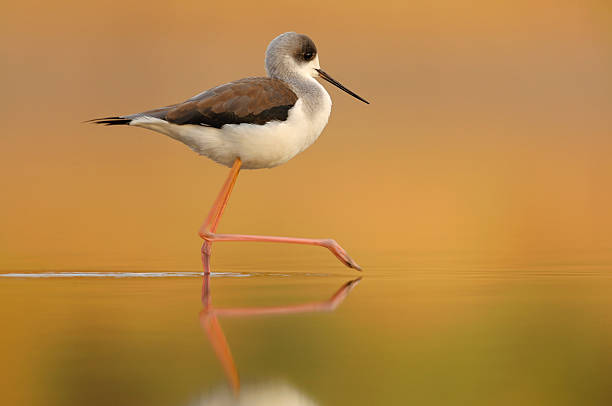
[90,32,369,272]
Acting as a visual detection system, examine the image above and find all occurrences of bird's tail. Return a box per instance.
[86,116,132,126]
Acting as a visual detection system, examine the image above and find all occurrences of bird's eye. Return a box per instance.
[303,52,314,61]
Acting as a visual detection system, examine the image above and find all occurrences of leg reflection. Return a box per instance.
[199,275,361,394]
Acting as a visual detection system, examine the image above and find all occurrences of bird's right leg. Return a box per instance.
[200,158,242,275]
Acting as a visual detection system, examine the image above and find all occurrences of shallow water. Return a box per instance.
[1,254,612,406]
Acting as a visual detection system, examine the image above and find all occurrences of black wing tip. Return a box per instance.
[85,116,131,126]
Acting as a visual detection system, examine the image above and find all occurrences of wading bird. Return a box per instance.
[91,32,369,272]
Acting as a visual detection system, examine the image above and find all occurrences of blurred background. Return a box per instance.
[1,1,612,405]
[1,0,611,271]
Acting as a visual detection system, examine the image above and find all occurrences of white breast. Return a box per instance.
[131,89,332,170]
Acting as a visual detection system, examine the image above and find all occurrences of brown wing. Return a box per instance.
[163,77,298,129]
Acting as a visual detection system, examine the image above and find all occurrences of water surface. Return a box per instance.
[1,254,611,405]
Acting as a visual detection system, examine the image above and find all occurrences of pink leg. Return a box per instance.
[199,158,362,271]
[202,232,361,270]
[200,159,242,276]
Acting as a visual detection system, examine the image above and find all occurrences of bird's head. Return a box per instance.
[265,32,369,104]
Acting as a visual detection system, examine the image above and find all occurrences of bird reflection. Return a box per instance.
[198,272,361,398]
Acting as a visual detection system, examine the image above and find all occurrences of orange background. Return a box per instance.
[1,0,611,271]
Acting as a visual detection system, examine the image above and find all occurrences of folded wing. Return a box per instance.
[91,77,298,129]
[165,77,298,128]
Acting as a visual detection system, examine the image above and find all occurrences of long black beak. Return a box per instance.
[315,69,369,104]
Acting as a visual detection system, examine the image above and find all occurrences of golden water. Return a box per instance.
[2,252,612,405]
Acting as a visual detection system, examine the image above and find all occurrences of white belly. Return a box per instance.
[130,97,332,169]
